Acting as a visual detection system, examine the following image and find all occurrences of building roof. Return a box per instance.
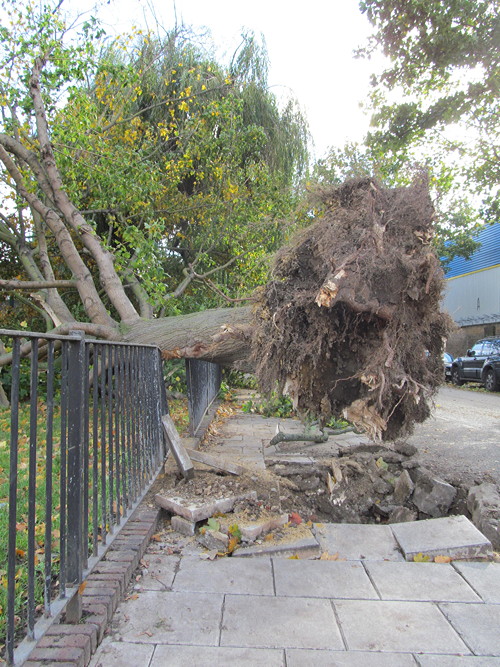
[445,223,500,279]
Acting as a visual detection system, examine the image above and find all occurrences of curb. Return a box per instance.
[24,506,161,667]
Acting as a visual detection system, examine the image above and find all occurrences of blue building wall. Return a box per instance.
[445,223,500,279]
[443,223,500,329]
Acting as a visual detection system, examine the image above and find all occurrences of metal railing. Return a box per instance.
[0,329,168,665]
[185,358,222,436]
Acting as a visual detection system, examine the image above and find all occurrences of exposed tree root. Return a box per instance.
[252,176,453,441]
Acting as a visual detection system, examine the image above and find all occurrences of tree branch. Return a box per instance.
[0,279,76,289]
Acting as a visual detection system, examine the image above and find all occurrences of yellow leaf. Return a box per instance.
[319,551,339,561]
[413,552,431,562]
[288,554,300,560]
[434,555,452,563]
[227,536,239,554]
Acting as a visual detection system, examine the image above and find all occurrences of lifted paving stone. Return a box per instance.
[273,559,378,599]
[221,594,343,650]
[313,523,403,561]
[334,599,469,653]
[155,490,257,522]
[391,515,493,561]
[232,531,320,559]
[364,561,481,602]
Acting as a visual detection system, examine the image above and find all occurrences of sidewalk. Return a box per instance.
[90,408,500,666]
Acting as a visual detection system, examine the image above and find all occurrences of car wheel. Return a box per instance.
[484,369,499,392]
[451,367,464,386]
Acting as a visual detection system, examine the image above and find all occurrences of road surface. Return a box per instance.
[407,385,500,487]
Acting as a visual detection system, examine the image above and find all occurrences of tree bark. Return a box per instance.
[123,306,253,367]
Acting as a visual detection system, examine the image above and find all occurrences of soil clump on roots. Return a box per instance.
[252,177,453,441]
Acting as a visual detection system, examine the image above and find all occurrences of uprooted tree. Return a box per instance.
[0,2,452,441]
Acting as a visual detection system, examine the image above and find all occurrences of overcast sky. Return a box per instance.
[73,0,385,160]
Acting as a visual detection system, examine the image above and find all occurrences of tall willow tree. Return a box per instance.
[0,1,309,360]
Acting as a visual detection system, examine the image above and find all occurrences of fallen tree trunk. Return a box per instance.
[2,178,450,443]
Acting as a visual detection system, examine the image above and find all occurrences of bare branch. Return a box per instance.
[0,279,76,290]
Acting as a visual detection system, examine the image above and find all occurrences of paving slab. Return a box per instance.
[136,554,179,591]
[439,603,500,656]
[220,594,344,650]
[285,649,417,666]
[155,490,257,522]
[452,561,500,603]
[364,561,481,602]
[390,515,493,561]
[89,639,154,666]
[113,590,223,645]
[418,657,500,666]
[273,559,378,599]
[151,645,285,666]
[233,533,320,559]
[173,556,274,595]
[313,523,404,561]
[334,599,469,653]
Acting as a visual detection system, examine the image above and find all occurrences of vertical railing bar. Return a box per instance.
[27,338,39,639]
[66,332,83,585]
[124,347,132,508]
[114,346,121,524]
[59,343,68,598]
[119,346,127,513]
[107,346,114,531]
[92,345,100,556]
[82,341,90,569]
[6,337,20,665]
[44,341,54,618]
[130,346,138,502]
[100,345,107,546]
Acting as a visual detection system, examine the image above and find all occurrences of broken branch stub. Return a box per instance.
[252,176,452,441]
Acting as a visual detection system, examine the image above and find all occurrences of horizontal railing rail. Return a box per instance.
[0,329,168,665]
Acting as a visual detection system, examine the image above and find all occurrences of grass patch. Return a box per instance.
[0,403,62,650]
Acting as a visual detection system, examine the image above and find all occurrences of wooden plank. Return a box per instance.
[184,447,247,476]
[161,414,194,480]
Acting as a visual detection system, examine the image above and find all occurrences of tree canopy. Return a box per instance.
[0,1,309,334]
[357,0,499,227]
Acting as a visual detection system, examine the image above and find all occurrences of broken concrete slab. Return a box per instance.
[155,491,257,523]
[467,483,500,550]
[411,471,456,517]
[233,529,320,559]
[393,469,414,505]
[391,514,493,561]
[197,530,229,551]
[184,447,248,476]
[171,515,196,537]
[218,513,289,543]
[161,414,194,480]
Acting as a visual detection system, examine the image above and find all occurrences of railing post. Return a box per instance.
[66,331,85,587]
